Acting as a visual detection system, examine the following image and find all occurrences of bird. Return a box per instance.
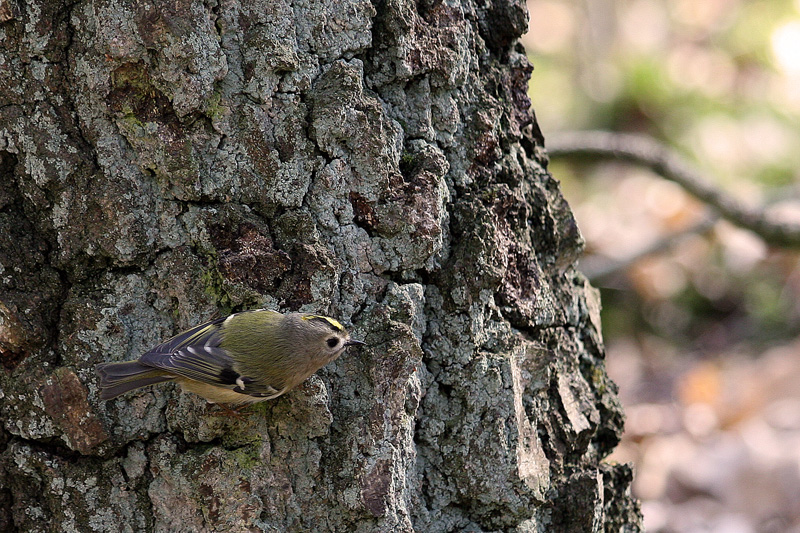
[95,309,364,405]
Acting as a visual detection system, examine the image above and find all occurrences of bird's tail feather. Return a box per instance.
[95,361,172,400]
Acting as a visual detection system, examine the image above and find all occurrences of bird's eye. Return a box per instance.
[327,338,340,348]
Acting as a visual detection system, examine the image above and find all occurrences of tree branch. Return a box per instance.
[546,130,800,249]
[580,217,719,281]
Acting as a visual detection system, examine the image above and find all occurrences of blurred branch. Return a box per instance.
[546,130,800,249]
[580,217,718,281]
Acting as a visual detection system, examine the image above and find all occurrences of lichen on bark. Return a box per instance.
[0,0,642,531]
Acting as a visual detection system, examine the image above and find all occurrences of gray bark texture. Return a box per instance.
[0,0,643,531]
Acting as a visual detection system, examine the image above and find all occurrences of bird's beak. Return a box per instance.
[345,339,365,347]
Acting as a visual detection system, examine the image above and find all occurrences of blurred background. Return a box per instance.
[521,1,800,531]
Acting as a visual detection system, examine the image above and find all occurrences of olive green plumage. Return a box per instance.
[95,310,363,405]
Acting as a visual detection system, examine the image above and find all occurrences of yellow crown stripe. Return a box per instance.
[302,315,344,331]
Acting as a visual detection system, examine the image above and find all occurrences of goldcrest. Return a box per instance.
[95,310,363,405]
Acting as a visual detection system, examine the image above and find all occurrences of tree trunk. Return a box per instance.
[0,0,642,531]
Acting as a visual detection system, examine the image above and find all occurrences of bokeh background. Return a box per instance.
[522,1,800,531]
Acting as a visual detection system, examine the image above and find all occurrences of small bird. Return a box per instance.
[95,310,364,405]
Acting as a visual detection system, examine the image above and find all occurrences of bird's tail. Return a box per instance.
[95,361,173,400]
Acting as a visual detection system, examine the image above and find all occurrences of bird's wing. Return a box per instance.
[139,343,236,384]
[145,316,227,356]
[138,315,284,398]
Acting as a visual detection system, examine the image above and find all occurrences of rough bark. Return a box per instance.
[0,0,642,531]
